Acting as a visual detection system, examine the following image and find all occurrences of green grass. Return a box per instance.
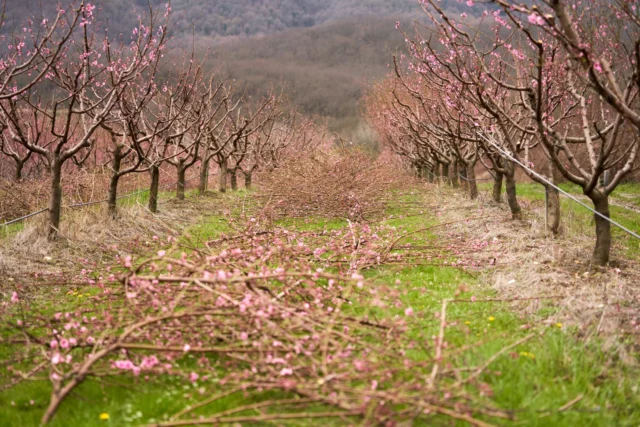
[480,181,640,258]
[2,189,639,426]
[375,193,640,425]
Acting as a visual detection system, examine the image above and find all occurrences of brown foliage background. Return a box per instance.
[258,149,401,220]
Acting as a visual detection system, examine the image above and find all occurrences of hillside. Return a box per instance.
[1,0,431,39]
[204,16,412,132]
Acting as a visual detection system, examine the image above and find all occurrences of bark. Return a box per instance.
[459,162,468,191]
[48,160,63,240]
[199,157,210,194]
[544,162,561,234]
[504,164,522,219]
[492,172,504,203]
[148,165,160,213]
[426,165,434,183]
[107,174,120,218]
[451,161,460,188]
[422,166,430,182]
[244,171,252,189]
[590,192,611,266]
[15,161,24,181]
[218,159,228,193]
[416,165,423,179]
[108,149,123,217]
[230,169,237,191]
[467,164,478,200]
[176,164,186,200]
[441,163,450,186]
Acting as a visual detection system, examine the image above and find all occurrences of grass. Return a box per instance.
[479,181,640,259]
[369,193,640,426]
[1,188,639,426]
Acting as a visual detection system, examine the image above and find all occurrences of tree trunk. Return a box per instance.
[492,172,503,203]
[467,164,478,200]
[451,161,460,188]
[108,150,123,217]
[199,157,209,194]
[48,160,63,240]
[218,159,228,193]
[230,169,237,191]
[416,165,423,179]
[149,165,160,213]
[459,162,468,191]
[421,166,429,182]
[176,163,186,200]
[504,164,522,220]
[15,161,24,181]
[425,165,434,183]
[244,171,252,189]
[590,192,611,266]
[441,163,450,186]
[107,174,120,218]
[545,185,561,234]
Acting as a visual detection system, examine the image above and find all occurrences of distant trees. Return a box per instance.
[366,0,640,265]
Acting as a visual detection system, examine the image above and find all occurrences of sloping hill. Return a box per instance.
[1,0,423,39]
[207,16,410,120]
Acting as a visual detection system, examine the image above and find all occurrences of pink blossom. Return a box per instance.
[405,307,414,316]
[51,353,61,365]
[279,368,293,376]
[527,14,545,26]
[10,291,19,303]
[189,372,199,382]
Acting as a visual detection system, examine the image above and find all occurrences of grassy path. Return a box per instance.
[1,188,639,426]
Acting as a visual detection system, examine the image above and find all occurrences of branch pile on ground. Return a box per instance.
[258,149,400,221]
[4,213,529,426]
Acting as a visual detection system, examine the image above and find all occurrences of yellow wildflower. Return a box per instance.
[465,321,471,325]
[556,323,563,328]
[488,316,495,322]
[99,413,109,420]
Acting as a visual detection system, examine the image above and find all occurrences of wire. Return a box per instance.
[476,131,640,241]
[0,173,215,228]
[1,208,50,227]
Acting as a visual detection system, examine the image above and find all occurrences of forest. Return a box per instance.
[1,1,640,426]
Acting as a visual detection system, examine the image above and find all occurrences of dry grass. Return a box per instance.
[0,191,225,298]
[425,183,640,362]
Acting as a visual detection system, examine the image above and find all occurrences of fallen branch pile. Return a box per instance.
[258,149,399,220]
[2,209,538,426]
